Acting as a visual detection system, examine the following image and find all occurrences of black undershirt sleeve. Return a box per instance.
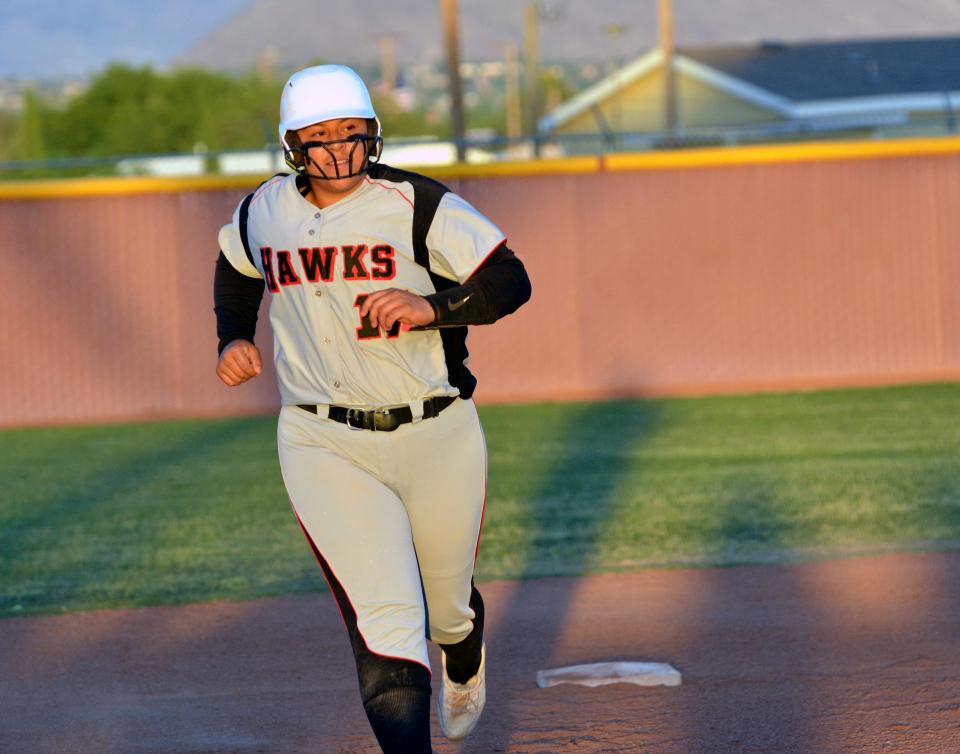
[213,251,265,354]
[421,243,531,328]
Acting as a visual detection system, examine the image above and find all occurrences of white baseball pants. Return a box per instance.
[276,396,487,670]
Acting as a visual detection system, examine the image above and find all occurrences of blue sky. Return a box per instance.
[0,0,251,79]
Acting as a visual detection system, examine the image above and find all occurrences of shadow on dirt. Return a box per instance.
[486,398,663,745]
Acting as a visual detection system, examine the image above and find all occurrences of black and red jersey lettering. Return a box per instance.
[343,245,370,280]
[276,250,301,286]
[370,245,397,280]
[353,294,401,340]
[299,247,338,282]
[260,247,279,292]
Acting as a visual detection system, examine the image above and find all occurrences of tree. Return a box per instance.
[12,62,486,169]
[0,110,20,161]
[14,90,47,160]
[39,64,281,158]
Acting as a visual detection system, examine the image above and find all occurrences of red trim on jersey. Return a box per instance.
[464,238,508,282]
[249,174,286,208]
[289,501,432,676]
[364,176,415,211]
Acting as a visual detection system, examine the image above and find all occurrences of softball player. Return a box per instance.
[213,65,531,753]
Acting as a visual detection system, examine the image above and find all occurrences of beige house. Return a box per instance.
[539,37,960,150]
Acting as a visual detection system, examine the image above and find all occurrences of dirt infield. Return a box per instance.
[3,551,960,753]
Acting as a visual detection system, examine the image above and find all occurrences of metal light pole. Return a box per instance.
[378,35,397,92]
[603,23,629,146]
[659,0,678,145]
[505,41,522,142]
[523,1,541,156]
[441,0,467,162]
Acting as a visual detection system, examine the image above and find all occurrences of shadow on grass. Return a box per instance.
[0,418,271,615]
[486,397,663,743]
[518,398,664,579]
[914,458,960,545]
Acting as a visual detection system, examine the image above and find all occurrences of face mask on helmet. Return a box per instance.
[278,65,384,180]
[283,122,384,180]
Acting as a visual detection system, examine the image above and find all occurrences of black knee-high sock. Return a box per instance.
[439,583,485,683]
[363,685,432,754]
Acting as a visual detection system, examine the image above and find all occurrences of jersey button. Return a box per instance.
[308,229,315,235]
[333,381,341,388]
[314,212,321,219]
[314,290,322,297]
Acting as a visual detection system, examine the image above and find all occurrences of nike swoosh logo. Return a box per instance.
[447,295,471,311]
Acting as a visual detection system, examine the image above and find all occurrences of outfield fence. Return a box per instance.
[3,136,960,426]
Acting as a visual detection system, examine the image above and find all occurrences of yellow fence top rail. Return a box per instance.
[2,136,959,200]
[0,173,265,200]
[603,135,960,171]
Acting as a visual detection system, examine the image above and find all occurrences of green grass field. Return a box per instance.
[2,382,960,619]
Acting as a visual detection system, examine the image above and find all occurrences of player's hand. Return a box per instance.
[359,289,436,331]
[216,340,263,386]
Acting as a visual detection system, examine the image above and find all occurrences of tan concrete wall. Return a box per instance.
[3,142,960,426]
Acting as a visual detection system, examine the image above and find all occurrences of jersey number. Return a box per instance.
[354,294,401,340]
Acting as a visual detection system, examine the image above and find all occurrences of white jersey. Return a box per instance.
[218,168,506,408]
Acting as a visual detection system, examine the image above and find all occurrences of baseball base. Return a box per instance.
[536,661,682,689]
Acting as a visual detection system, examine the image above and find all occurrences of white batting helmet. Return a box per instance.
[279,65,383,177]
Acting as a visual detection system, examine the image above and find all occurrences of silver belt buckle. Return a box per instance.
[345,408,367,431]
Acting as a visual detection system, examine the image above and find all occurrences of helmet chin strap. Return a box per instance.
[294,135,382,181]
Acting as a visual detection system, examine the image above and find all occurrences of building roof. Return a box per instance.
[540,36,960,132]
[686,37,960,102]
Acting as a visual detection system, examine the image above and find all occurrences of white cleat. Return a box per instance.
[438,643,486,741]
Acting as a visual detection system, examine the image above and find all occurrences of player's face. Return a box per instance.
[297,117,369,200]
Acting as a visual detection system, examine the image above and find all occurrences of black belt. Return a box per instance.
[297,395,457,432]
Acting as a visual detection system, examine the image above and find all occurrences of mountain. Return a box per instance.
[0,0,251,79]
[179,0,960,71]
[7,0,960,81]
